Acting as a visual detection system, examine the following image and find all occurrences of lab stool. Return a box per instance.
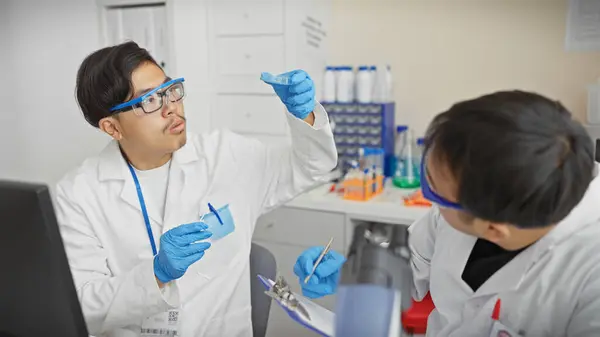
[250,243,277,337]
[401,292,435,337]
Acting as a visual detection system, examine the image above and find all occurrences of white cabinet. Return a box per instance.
[100,4,170,73]
[98,0,330,139]
[216,36,285,76]
[207,0,331,141]
[213,95,288,136]
[255,207,346,251]
[214,35,286,94]
[212,0,284,36]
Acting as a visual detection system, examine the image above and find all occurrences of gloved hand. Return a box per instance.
[261,69,316,119]
[154,222,213,283]
[294,246,346,299]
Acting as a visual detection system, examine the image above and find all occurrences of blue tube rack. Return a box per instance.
[323,102,396,177]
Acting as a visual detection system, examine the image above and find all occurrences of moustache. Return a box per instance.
[164,115,187,133]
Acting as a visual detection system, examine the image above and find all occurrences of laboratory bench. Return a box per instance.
[252,182,430,337]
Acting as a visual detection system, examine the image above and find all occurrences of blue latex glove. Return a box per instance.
[154,222,213,283]
[260,69,316,119]
[294,246,346,299]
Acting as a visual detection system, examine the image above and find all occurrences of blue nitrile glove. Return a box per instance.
[294,246,346,299]
[260,69,316,119]
[153,222,213,283]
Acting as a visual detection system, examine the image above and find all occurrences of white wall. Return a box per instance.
[1,0,108,187]
[329,0,600,135]
[0,0,215,188]
[169,0,212,135]
[0,0,225,191]
[5,0,600,187]
[0,0,23,180]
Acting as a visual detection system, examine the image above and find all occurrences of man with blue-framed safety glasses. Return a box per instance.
[419,149,462,210]
[109,77,186,115]
[299,91,600,336]
[55,41,338,337]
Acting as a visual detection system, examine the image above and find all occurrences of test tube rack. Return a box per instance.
[324,102,396,177]
[342,174,385,201]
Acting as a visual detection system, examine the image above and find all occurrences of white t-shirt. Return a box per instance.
[133,160,171,224]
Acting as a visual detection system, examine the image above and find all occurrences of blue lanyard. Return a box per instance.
[126,162,158,256]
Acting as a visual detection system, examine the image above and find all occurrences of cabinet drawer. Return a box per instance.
[216,36,285,76]
[255,207,346,251]
[213,95,288,136]
[212,0,283,36]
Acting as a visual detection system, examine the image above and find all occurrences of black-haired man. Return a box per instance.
[300,91,600,336]
[56,41,337,337]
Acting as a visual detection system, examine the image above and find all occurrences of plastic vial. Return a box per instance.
[260,72,291,85]
[336,66,355,103]
[356,65,372,103]
[323,66,337,103]
[372,65,389,103]
[385,65,393,103]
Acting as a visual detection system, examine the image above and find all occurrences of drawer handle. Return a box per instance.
[265,222,274,229]
[244,53,251,59]
[244,112,251,118]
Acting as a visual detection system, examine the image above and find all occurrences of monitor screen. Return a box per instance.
[0,180,88,337]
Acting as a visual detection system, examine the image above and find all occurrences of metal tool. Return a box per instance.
[264,275,311,321]
[304,237,334,284]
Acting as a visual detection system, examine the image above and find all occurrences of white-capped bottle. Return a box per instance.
[323,66,336,103]
[372,64,388,103]
[346,66,355,103]
[356,65,372,103]
[345,160,361,180]
[386,65,393,103]
[369,65,377,97]
[336,66,355,103]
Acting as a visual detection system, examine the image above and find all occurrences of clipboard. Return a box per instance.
[257,274,335,337]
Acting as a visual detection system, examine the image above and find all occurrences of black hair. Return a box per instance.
[426,90,594,228]
[75,41,159,127]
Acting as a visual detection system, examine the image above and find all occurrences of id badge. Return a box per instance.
[489,320,522,337]
[200,204,235,242]
[140,309,180,337]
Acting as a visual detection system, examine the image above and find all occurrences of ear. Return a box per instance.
[98,116,123,141]
[483,222,512,244]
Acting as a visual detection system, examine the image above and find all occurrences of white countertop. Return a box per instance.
[285,182,431,225]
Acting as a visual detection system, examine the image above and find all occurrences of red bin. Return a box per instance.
[402,292,435,335]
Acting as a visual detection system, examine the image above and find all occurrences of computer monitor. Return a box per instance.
[0,180,88,337]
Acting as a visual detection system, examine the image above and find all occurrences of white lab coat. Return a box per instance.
[55,105,337,337]
[409,164,600,337]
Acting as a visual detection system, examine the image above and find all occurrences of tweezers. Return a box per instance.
[264,275,311,321]
[304,237,334,284]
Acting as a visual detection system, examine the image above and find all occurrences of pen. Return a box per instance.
[208,203,223,225]
[491,298,501,321]
[304,237,334,284]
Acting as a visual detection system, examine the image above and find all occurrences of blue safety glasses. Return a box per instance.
[109,77,185,115]
[420,151,463,210]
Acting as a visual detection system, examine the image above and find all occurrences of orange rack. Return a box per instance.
[342,175,385,201]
